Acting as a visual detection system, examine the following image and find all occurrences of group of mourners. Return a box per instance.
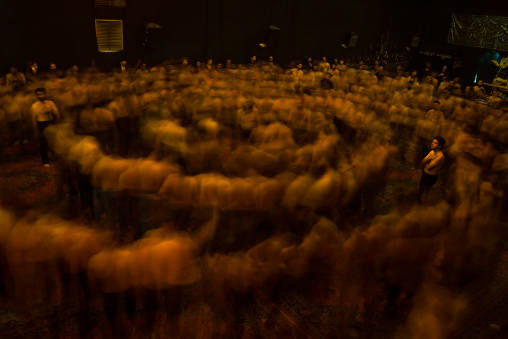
[0,56,507,338]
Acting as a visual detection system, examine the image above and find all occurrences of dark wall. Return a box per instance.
[1,0,97,72]
[1,0,422,73]
[412,0,508,84]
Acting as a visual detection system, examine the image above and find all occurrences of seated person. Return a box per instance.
[473,79,485,93]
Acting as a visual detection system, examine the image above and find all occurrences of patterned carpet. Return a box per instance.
[0,158,57,207]
[1,140,508,338]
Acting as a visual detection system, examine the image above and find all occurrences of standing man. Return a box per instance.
[6,66,26,91]
[119,60,128,73]
[291,62,303,93]
[250,55,257,68]
[319,57,330,73]
[31,88,60,167]
[337,59,346,75]
[422,60,432,78]
[419,136,445,204]
[305,57,313,71]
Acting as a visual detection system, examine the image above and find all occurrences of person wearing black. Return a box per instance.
[320,72,334,90]
[422,60,433,78]
[250,55,257,68]
[305,57,314,71]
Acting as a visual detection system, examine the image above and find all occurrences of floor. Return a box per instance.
[0,139,507,339]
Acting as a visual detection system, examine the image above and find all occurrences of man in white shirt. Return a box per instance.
[30,88,60,166]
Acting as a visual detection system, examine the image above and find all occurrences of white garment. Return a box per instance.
[31,100,59,122]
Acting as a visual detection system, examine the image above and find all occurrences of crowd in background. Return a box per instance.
[0,55,507,338]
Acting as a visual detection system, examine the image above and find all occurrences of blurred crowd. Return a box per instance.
[0,56,508,338]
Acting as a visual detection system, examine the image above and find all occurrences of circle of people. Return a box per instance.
[1,56,508,338]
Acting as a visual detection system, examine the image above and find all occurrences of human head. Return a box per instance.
[9,66,17,74]
[50,63,57,71]
[433,100,441,109]
[34,87,46,101]
[432,136,445,150]
[269,56,274,62]
[243,100,254,113]
[478,79,484,86]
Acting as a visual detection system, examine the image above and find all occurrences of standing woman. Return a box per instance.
[30,87,60,167]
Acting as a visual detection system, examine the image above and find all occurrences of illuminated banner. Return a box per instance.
[448,13,508,51]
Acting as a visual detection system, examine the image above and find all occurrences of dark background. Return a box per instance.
[1,0,507,83]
